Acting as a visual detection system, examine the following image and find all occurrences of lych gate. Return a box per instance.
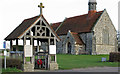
[5,3,60,72]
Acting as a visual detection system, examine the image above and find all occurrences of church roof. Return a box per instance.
[51,10,103,35]
[70,32,84,45]
[51,22,62,31]
[5,15,60,41]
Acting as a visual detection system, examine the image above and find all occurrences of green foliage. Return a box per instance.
[2,68,22,73]
[57,54,118,70]
[2,58,22,69]
[109,52,120,62]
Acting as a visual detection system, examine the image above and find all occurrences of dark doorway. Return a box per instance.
[119,48,120,52]
[68,42,71,54]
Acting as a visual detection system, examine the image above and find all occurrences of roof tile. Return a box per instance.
[51,10,103,35]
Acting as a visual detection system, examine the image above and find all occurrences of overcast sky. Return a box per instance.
[0,0,119,49]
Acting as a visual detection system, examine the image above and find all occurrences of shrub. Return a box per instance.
[2,58,22,69]
[109,52,120,62]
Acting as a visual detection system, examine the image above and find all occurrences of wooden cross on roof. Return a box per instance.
[38,3,44,16]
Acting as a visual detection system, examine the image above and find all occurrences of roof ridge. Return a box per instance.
[66,10,104,20]
[24,15,40,21]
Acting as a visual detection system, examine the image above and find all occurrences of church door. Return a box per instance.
[68,42,71,54]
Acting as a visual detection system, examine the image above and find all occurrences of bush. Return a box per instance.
[109,52,120,62]
[2,58,22,69]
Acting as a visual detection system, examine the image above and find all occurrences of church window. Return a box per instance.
[102,27,109,45]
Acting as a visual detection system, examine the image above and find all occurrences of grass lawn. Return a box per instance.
[1,54,119,72]
[2,68,22,73]
[57,54,119,70]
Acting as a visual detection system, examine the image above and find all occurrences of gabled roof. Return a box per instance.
[5,15,39,40]
[5,15,60,41]
[51,22,62,31]
[51,10,103,35]
[70,32,84,45]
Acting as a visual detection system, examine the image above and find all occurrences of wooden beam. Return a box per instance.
[10,40,13,51]
[23,36,26,64]
[36,25,46,28]
[37,39,39,52]
[10,40,13,57]
[54,37,57,62]
[35,26,37,36]
[15,39,18,58]
[48,38,50,69]
[32,38,35,64]
[49,31,51,37]
[54,37,56,45]
[33,36,54,39]
[45,27,46,36]
[25,35,54,39]
[30,37,34,64]
[30,37,33,45]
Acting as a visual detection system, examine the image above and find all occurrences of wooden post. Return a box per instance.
[37,39,39,52]
[23,36,26,64]
[33,38,35,65]
[16,39,19,58]
[54,37,57,62]
[10,40,13,57]
[48,38,50,69]
[35,26,37,36]
[37,39,40,59]
[30,37,34,64]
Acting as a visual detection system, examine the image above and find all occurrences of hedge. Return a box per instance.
[2,58,22,69]
[109,52,120,62]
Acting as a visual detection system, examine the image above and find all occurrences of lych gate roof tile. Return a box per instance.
[5,15,60,41]
[5,16,39,40]
[51,10,103,35]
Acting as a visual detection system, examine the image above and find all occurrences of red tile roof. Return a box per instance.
[71,32,84,45]
[51,10,103,35]
[51,22,62,31]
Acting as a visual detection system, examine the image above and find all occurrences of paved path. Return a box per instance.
[54,67,119,72]
[35,67,120,72]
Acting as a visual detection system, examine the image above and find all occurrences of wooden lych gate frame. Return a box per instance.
[5,14,60,70]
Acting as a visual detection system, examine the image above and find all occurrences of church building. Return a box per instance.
[51,0,118,55]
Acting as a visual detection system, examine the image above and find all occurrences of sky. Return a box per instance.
[0,0,119,49]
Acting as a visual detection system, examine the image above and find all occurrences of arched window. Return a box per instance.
[102,26,109,45]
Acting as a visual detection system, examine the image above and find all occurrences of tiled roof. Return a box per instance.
[51,22,62,31]
[71,32,84,45]
[5,15,60,41]
[51,10,103,35]
[5,15,39,40]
